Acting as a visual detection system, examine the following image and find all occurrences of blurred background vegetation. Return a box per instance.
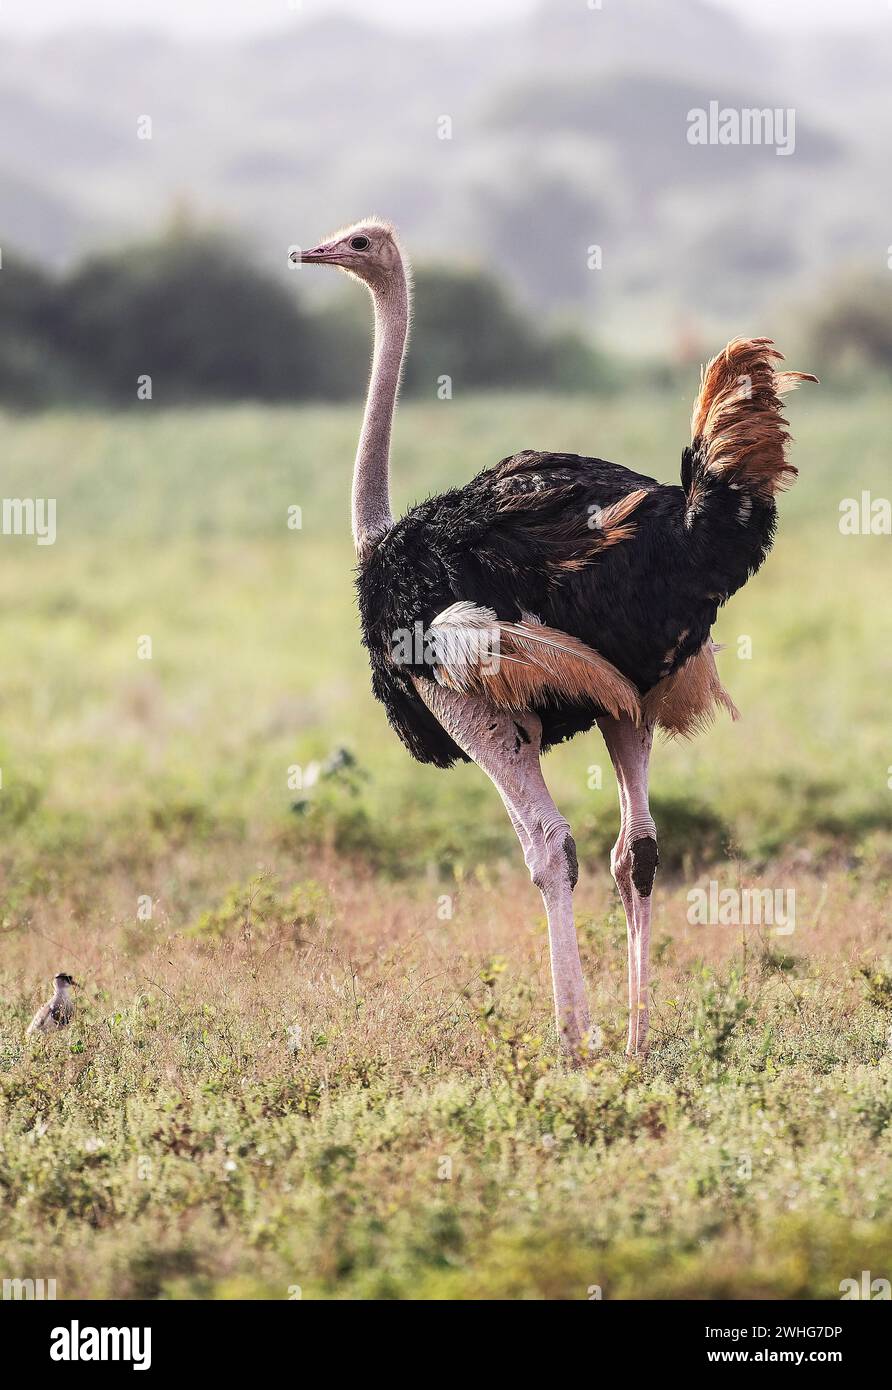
[1,0,891,407]
[2,224,890,409]
[0,227,616,408]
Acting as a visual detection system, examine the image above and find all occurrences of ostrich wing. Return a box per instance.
[429,601,640,721]
[481,452,651,579]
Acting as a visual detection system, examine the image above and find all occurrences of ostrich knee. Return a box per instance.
[527,822,578,895]
[610,833,632,900]
[630,832,659,898]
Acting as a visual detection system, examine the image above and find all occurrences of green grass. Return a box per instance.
[1,391,890,882]
[1,391,891,1299]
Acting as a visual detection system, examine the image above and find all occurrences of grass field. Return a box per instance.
[1,390,891,1299]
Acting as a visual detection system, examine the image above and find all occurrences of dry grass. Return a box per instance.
[2,847,891,1300]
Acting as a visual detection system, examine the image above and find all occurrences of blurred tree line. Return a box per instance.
[805,271,892,381]
[0,229,616,409]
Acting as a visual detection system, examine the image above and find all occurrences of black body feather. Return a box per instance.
[357,449,776,767]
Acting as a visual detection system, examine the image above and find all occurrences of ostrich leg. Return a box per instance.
[608,768,639,1055]
[414,680,592,1056]
[598,714,657,1055]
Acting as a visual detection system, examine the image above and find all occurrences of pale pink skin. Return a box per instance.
[300,218,657,1058]
[599,716,656,1055]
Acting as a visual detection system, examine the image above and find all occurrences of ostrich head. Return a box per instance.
[291,218,405,291]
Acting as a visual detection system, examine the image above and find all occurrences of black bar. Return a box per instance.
[4,1297,887,1376]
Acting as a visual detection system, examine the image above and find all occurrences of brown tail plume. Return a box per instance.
[642,641,739,739]
[688,337,818,503]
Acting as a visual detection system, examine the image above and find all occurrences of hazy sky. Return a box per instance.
[0,0,886,36]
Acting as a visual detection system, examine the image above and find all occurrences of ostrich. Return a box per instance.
[293,219,816,1058]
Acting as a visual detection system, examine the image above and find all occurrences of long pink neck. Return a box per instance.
[352,263,409,557]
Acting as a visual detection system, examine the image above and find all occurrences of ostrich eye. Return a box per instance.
[350,236,370,251]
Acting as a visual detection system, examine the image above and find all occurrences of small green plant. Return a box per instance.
[690,966,751,1074]
[860,963,892,1011]
[188,873,329,943]
[759,942,800,975]
[476,970,550,1102]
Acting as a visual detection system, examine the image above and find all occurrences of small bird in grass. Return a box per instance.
[26,973,79,1036]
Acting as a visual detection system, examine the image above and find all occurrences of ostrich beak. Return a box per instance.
[293,244,338,265]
